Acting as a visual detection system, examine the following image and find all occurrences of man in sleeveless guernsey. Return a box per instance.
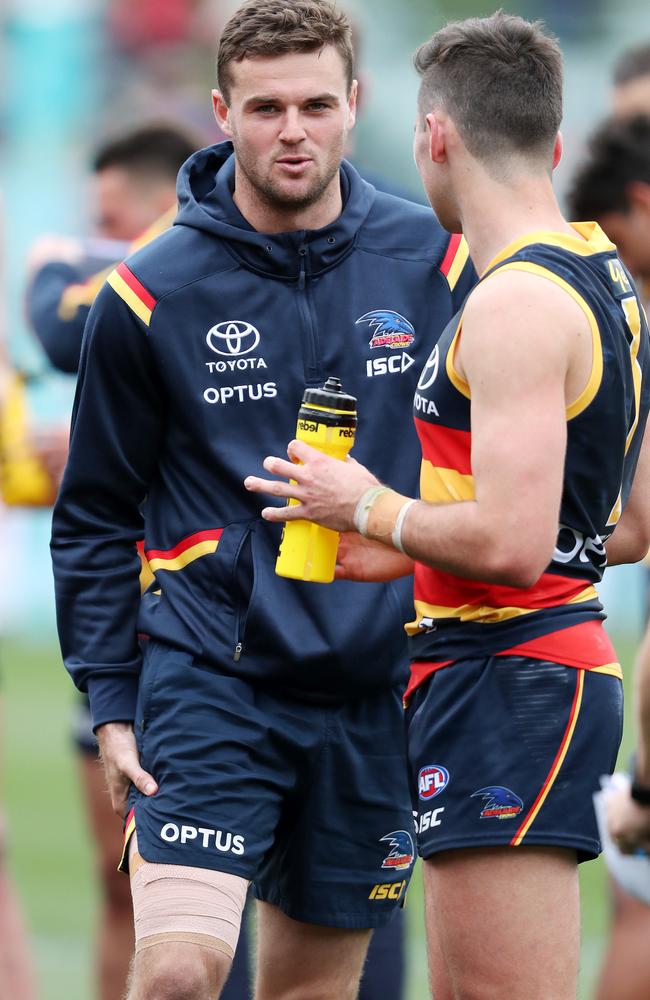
[246,13,650,998]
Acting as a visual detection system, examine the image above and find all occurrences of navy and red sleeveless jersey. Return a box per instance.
[405,222,650,700]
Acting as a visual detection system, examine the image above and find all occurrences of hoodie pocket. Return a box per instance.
[231,525,255,662]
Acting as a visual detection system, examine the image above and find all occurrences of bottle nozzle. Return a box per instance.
[322,376,343,393]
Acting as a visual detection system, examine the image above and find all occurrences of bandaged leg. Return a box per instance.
[129,834,249,958]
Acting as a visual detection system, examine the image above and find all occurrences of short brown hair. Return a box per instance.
[217,0,354,103]
[414,11,563,166]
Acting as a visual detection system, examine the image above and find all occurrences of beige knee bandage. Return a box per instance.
[129,834,249,957]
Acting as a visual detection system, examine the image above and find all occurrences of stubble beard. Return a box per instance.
[236,142,345,214]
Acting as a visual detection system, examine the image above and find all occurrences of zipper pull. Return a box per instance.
[233,642,243,662]
[298,245,307,290]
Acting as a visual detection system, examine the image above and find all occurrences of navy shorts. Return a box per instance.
[406,655,623,862]
[125,640,415,928]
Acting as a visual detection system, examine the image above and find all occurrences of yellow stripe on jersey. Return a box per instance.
[58,265,113,321]
[445,319,470,400]
[406,584,599,631]
[446,237,470,291]
[511,669,585,847]
[420,460,475,503]
[484,222,616,275]
[148,538,221,574]
[107,267,153,327]
[591,662,623,679]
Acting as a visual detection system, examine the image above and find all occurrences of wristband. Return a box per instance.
[392,499,416,554]
[353,486,392,536]
[353,485,415,548]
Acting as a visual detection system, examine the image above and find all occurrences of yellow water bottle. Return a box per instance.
[275,376,357,583]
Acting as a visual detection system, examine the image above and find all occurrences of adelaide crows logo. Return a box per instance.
[380,830,415,870]
[356,310,415,350]
[472,786,524,820]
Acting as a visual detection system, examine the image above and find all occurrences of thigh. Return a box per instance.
[125,640,316,879]
[407,657,623,861]
[255,900,371,1000]
[424,845,580,1000]
[595,880,650,1000]
[129,831,248,961]
[254,687,415,930]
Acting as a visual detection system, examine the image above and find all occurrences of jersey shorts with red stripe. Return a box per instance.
[405,655,623,862]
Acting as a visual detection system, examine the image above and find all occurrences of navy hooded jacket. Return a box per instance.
[51,142,475,730]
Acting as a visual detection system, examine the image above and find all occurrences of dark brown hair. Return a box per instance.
[217,0,354,103]
[414,11,563,165]
[568,115,650,219]
[93,123,198,181]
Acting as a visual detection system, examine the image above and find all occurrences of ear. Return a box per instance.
[212,90,232,137]
[347,79,358,130]
[627,180,650,212]
[552,132,563,170]
[426,112,446,164]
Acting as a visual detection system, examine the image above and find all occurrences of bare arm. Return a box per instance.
[605,419,650,566]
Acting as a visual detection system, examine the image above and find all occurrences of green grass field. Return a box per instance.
[1,633,639,1000]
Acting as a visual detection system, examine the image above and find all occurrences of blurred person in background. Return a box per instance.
[0,209,38,1000]
[27,123,200,375]
[0,700,37,1000]
[49,1,475,997]
[612,43,650,119]
[568,111,650,1000]
[25,122,258,1000]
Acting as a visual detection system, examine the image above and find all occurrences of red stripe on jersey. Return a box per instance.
[404,620,616,704]
[414,565,593,611]
[415,418,472,474]
[439,233,463,277]
[146,528,224,562]
[496,620,617,669]
[403,659,452,703]
[116,262,157,311]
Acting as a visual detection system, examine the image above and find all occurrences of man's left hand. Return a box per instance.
[244,438,380,532]
[607,785,650,854]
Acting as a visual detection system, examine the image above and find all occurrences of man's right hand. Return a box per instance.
[335,532,414,582]
[96,721,158,818]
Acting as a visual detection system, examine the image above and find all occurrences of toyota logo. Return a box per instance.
[417,344,439,391]
[207,320,261,356]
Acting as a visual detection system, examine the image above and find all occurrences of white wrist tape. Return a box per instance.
[392,499,416,554]
[353,486,392,537]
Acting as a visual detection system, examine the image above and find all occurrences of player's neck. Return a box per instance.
[232,165,343,235]
[459,172,576,276]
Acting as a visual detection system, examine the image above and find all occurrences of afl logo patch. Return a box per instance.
[418,764,449,800]
[207,320,260,356]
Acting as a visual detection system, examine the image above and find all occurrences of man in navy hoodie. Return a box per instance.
[51,2,474,997]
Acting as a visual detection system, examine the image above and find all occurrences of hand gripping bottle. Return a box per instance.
[275,376,357,583]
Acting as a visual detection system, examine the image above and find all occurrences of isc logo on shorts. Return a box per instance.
[368,879,407,901]
[418,764,449,800]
